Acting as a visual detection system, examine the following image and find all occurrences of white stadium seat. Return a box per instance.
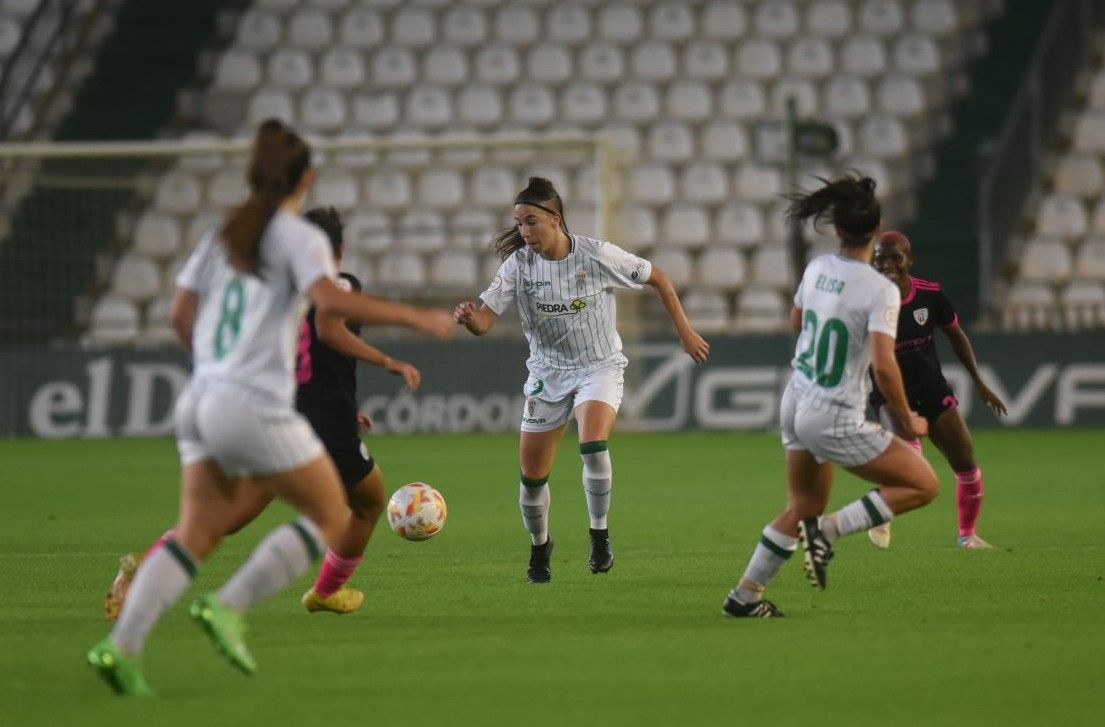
[597,4,643,44]
[236,10,282,51]
[267,49,313,89]
[681,162,728,204]
[406,86,452,129]
[429,251,479,289]
[701,121,750,162]
[366,170,412,210]
[300,88,347,132]
[207,168,244,207]
[345,211,393,254]
[495,6,539,45]
[509,85,555,126]
[631,41,677,81]
[1036,195,1088,239]
[771,78,818,117]
[319,48,365,89]
[734,286,788,333]
[339,9,384,48]
[1075,239,1105,280]
[476,45,521,85]
[911,0,958,37]
[310,171,359,211]
[859,0,905,36]
[806,1,851,39]
[133,213,182,260]
[112,253,162,303]
[579,44,623,83]
[719,79,767,119]
[424,47,469,87]
[154,172,202,214]
[661,205,710,248]
[629,165,676,205]
[352,93,399,130]
[88,297,140,346]
[650,2,695,41]
[1054,155,1105,197]
[616,205,658,248]
[894,34,941,76]
[649,248,693,288]
[858,115,908,158]
[683,41,729,81]
[753,1,799,39]
[372,47,417,88]
[701,1,747,40]
[750,245,794,288]
[547,4,591,45]
[697,248,746,291]
[682,291,730,332]
[287,10,332,50]
[667,81,712,122]
[471,167,516,208]
[1060,281,1105,328]
[213,51,261,91]
[142,295,177,345]
[613,82,660,123]
[529,43,574,84]
[397,211,446,252]
[1002,283,1058,330]
[185,213,221,251]
[877,76,926,118]
[561,83,607,126]
[788,37,834,79]
[443,6,487,47]
[841,36,887,77]
[1019,238,1073,283]
[248,89,294,126]
[453,86,502,129]
[736,39,783,80]
[715,202,765,248]
[451,209,497,249]
[417,169,464,210]
[825,76,872,119]
[647,122,694,162]
[376,251,426,289]
[392,8,435,47]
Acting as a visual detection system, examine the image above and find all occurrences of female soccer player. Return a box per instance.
[87,119,453,695]
[103,206,425,622]
[454,176,710,583]
[722,175,939,618]
[866,230,1007,550]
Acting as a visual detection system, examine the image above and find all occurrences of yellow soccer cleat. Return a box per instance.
[105,553,142,622]
[867,523,892,550]
[301,586,365,614]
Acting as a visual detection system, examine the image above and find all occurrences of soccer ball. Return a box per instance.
[387,482,447,541]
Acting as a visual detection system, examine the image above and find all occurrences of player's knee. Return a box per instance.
[580,440,611,479]
[915,466,940,505]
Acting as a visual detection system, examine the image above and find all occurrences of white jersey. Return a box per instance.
[789,253,900,410]
[479,234,652,371]
[176,210,336,405]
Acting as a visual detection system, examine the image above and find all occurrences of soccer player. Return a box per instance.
[454,176,710,583]
[866,230,1007,550]
[87,119,453,696]
[103,205,424,622]
[722,175,939,618]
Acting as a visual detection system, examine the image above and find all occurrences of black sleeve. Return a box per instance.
[933,289,957,328]
[339,272,362,294]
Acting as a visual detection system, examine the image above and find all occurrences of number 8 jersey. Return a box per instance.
[790,253,900,409]
[176,210,337,405]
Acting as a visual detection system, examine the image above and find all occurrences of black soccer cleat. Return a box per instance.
[527,537,554,584]
[588,528,614,574]
[798,517,834,591]
[722,594,785,618]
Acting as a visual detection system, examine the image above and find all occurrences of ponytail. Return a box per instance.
[785,173,881,248]
[491,176,569,260]
[221,119,311,274]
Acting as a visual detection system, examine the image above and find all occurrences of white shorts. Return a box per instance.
[519,363,626,433]
[780,380,892,467]
[175,379,324,477]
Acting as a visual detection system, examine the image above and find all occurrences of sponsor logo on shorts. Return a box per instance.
[523,417,548,425]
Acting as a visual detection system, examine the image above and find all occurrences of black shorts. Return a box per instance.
[323,438,376,492]
[871,380,959,427]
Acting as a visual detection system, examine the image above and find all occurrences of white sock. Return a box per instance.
[217,517,323,611]
[519,475,550,546]
[732,526,797,604]
[111,540,197,655]
[823,490,894,542]
[580,442,612,530]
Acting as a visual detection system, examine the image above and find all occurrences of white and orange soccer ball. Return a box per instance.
[387,482,447,541]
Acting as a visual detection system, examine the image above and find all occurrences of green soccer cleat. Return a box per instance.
[189,594,257,675]
[87,638,155,697]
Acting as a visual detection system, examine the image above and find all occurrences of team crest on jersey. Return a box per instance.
[575,268,587,286]
[913,308,929,325]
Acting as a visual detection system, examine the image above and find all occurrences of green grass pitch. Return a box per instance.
[1,430,1103,725]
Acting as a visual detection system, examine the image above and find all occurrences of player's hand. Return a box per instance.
[681,329,710,363]
[899,410,928,440]
[357,413,373,432]
[414,309,455,340]
[387,358,422,391]
[453,300,477,325]
[976,382,1007,416]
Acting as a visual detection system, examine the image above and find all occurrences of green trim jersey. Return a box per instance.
[479,234,652,371]
[176,210,337,405]
[790,253,901,410]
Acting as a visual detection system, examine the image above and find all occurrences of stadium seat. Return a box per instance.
[443,6,487,47]
[859,0,905,36]
[697,247,746,291]
[788,37,834,79]
[213,51,262,91]
[1036,194,1088,239]
[392,7,435,47]
[661,205,710,248]
[206,168,243,207]
[718,79,767,119]
[649,248,693,288]
[734,164,783,202]
[631,41,677,81]
[667,81,712,121]
[736,39,783,80]
[681,291,730,332]
[300,89,347,132]
[700,121,750,162]
[1002,282,1058,330]
[372,47,417,88]
[471,167,516,208]
[111,254,162,303]
[345,211,393,254]
[306,0,353,11]
[423,47,468,87]
[494,5,539,45]
[877,76,926,118]
[911,0,958,36]
[841,36,887,76]
[248,89,294,126]
[253,0,298,14]
[141,295,177,346]
[561,83,607,126]
[579,44,623,83]
[858,115,908,159]
[320,48,365,89]
[406,86,452,129]
[616,204,658,248]
[451,209,497,249]
[267,49,313,90]
[613,82,660,123]
[88,297,140,346]
[1074,239,1105,281]
[287,10,332,50]
[753,0,799,39]
[310,171,358,211]
[681,162,728,204]
[734,286,788,333]
[629,164,676,205]
[1073,112,1105,152]
[770,78,818,117]
[683,41,729,81]
[749,245,794,288]
[416,169,464,210]
[1054,155,1104,197]
[529,43,574,84]
[547,4,590,45]
[376,251,426,289]
[510,85,555,126]
[340,254,373,290]
[366,170,412,210]
[806,1,851,39]
[476,45,521,85]
[397,211,446,252]
[236,10,282,51]
[457,86,504,127]
[133,213,182,260]
[650,2,695,41]
[1060,280,1105,328]
[185,213,221,251]
[429,250,480,290]
[894,34,941,77]
[339,8,384,48]
[154,172,202,214]
[701,1,747,40]
[824,75,872,119]
[352,92,399,130]
[1019,238,1073,283]
[715,202,766,248]
[597,4,643,44]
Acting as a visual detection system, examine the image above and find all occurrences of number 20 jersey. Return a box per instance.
[790,253,900,410]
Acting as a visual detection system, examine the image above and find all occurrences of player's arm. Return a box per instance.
[453,301,499,336]
[307,277,453,339]
[941,324,1007,416]
[645,265,710,362]
[168,288,199,351]
[870,332,927,439]
[315,311,422,391]
[789,306,802,333]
